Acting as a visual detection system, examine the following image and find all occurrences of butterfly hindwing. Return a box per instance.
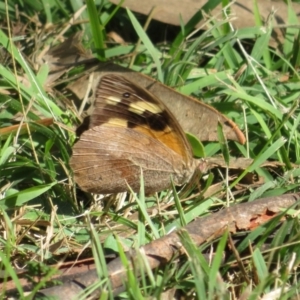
[71,125,194,194]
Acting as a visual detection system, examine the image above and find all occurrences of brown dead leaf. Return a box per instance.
[0,118,53,139]
[67,62,246,144]
[204,156,254,170]
[35,32,93,87]
[110,0,300,47]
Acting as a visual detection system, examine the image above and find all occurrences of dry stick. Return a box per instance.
[0,118,53,138]
[36,193,300,299]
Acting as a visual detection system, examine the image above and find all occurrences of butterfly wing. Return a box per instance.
[70,75,196,194]
[71,125,195,194]
[94,75,194,161]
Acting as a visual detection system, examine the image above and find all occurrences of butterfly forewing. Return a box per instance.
[93,75,193,162]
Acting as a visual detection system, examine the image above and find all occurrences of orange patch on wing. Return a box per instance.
[133,125,187,159]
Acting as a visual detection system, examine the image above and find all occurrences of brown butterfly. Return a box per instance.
[70,75,230,194]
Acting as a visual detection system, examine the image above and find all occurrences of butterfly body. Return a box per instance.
[70,75,198,194]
